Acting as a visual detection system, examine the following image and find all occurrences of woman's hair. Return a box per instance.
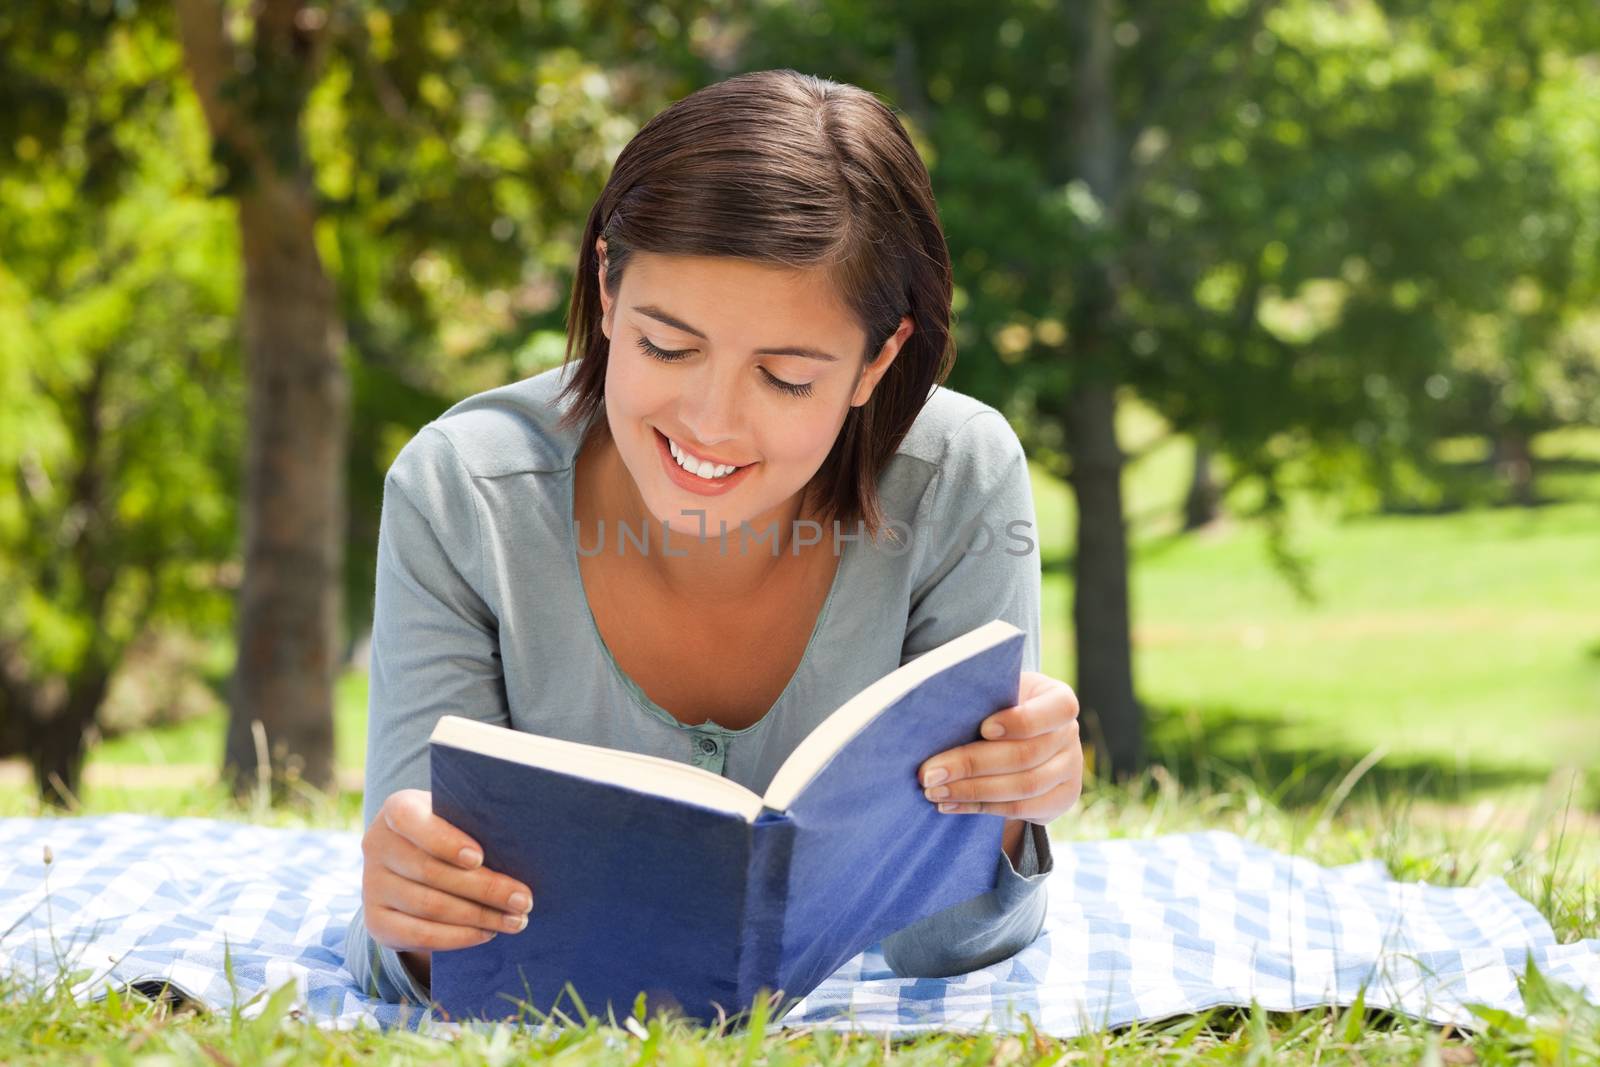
[556,68,955,542]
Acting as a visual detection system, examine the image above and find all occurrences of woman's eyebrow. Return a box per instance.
[633,304,840,363]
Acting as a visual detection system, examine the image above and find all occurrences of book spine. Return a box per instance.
[736,808,796,1017]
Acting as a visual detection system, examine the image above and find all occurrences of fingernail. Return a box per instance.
[982,721,1005,739]
[925,785,950,801]
[938,802,961,813]
[509,892,531,913]
[458,848,483,868]
[503,912,527,932]
[923,767,949,787]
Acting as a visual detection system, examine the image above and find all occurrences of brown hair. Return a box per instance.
[555,68,955,542]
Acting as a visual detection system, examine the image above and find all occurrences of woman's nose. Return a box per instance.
[678,363,743,445]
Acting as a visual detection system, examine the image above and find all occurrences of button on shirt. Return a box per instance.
[690,731,725,774]
[342,364,1054,1007]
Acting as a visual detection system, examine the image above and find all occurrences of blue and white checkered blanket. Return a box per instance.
[1,814,1595,1036]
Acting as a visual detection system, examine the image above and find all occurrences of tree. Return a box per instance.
[737,0,1283,777]
[1416,31,1600,507]
[735,0,1600,779]
[3,0,717,802]
[173,0,348,798]
[0,38,240,802]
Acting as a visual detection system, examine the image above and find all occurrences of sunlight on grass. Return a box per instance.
[1029,397,1600,786]
[90,671,372,773]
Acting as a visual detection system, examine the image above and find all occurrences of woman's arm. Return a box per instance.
[881,821,1053,979]
[345,424,523,1004]
[881,410,1056,978]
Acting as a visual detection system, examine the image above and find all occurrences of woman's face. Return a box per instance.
[596,241,911,540]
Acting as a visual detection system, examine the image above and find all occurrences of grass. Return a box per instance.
[91,670,372,770]
[1130,499,1600,792]
[2,761,1596,1063]
[1027,401,1600,798]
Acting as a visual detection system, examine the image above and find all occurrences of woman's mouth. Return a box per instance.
[653,428,756,496]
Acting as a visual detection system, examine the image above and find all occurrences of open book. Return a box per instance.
[427,618,1026,1026]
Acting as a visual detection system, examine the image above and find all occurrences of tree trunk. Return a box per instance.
[1066,383,1145,779]
[177,0,346,800]
[1062,0,1144,780]
[1494,427,1536,507]
[0,649,110,809]
[221,184,347,800]
[1183,433,1220,530]
[22,674,109,808]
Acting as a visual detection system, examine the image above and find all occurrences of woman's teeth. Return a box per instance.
[667,435,740,480]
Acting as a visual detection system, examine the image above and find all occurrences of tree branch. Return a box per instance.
[174,0,243,147]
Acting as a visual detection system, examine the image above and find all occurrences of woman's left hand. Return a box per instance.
[917,670,1083,824]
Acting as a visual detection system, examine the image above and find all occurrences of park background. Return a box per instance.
[0,0,1598,1058]
[2,0,1595,813]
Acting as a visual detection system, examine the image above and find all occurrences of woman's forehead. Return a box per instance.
[620,252,861,339]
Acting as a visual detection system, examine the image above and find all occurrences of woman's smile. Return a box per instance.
[652,426,758,496]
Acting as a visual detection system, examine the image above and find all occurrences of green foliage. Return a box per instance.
[5,0,1600,795]
[0,20,239,701]
[2,0,719,664]
[735,0,1600,521]
[300,4,713,638]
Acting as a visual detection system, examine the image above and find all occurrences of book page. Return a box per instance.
[429,717,767,821]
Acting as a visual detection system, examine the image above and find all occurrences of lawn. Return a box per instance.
[3,764,1597,1063]
[1030,405,1600,802]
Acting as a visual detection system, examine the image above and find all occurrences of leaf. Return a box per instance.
[1339,985,1368,1045]
[246,979,300,1045]
[739,988,771,1067]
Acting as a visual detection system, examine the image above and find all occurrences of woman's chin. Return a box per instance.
[657,509,734,540]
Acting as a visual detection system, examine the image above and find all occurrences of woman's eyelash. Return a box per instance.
[761,370,814,398]
[635,335,692,362]
[634,336,814,398]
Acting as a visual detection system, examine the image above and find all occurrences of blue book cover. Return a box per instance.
[427,618,1026,1028]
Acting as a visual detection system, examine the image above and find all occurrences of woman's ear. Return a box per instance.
[850,316,914,408]
[596,237,612,339]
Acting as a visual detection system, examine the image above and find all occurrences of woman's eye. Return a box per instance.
[636,336,815,398]
[759,368,814,398]
[636,336,691,362]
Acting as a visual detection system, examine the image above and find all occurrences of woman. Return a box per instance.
[345,69,1084,1006]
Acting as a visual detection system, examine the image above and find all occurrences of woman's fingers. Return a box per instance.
[383,789,484,869]
[367,902,502,953]
[376,789,533,915]
[928,741,1085,818]
[958,742,1078,803]
[951,775,1081,821]
[381,835,531,915]
[922,718,1078,790]
[369,863,529,937]
[364,790,530,956]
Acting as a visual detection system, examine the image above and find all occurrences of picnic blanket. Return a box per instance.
[1,814,1596,1037]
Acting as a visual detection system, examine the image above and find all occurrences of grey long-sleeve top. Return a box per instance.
[342,363,1054,1006]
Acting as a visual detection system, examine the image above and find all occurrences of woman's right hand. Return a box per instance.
[361,788,534,986]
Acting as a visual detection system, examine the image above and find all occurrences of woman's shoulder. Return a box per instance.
[865,385,1029,555]
[887,384,1027,485]
[388,365,586,486]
